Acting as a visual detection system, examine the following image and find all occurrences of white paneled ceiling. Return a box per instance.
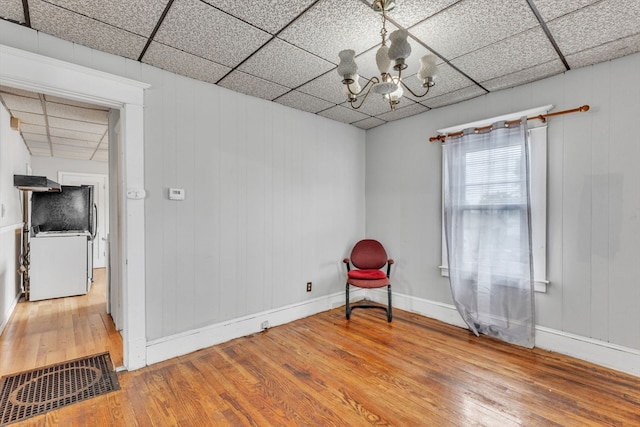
[0,86,110,162]
[1,0,639,162]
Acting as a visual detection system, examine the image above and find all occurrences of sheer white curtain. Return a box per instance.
[443,119,535,348]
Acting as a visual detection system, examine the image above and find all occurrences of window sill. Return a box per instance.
[438,266,548,293]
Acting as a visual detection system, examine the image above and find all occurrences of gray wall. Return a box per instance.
[0,20,366,342]
[141,64,366,339]
[365,52,640,351]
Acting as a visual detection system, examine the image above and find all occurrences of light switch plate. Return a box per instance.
[126,188,146,199]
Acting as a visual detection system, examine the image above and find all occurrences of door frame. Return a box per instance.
[0,44,150,370]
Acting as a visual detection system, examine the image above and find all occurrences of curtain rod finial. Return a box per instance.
[580,105,590,112]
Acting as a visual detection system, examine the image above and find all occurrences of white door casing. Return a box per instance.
[0,44,150,370]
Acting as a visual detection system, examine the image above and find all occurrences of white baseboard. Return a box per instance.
[146,287,639,378]
[145,289,365,365]
[367,288,640,377]
[0,293,20,336]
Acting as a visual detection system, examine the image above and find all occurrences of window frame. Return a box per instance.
[439,106,551,293]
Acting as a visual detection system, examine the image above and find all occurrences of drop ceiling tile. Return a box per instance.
[29,0,148,59]
[278,0,394,62]
[275,91,335,114]
[351,116,386,130]
[0,0,25,23]
[238,38,335,88]
[532,0,600,21]
[0,86,38,98]
[143,42,231,85]
[202,0,316,33]
[317,105,370,124]
[1,94,43,114]
[11,111,46,126]
[22,133,49,143]
[409,0,539,59]
[48,117,107,134]
[422,85,486,109]
[154,0,271,67]
[25,141,51,150]
[46,101,108,123]
[51,136,99,148]
[375,102,428,122]
[566,33,640,69]
[20,123,47,135]
[482,59,566,92]
[384,0,460,28]
[298,71,347,104]
[400,63,477,102]
[451,27,558,83]
[52,144,95,154]
[548,0,640,55]
[218,71,290,101]
[42,0,169,36]
[49,127,103,142]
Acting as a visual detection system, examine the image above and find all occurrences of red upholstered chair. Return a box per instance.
[343,239,394,322]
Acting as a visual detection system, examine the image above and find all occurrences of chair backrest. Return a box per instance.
[350,239,388,270]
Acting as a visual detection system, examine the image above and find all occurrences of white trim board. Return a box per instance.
[146,289,365,365]
[0,294,20,337]
[366,288,640,378]
[147,285,638,377]
[0,43,149,370]
[0,223,23,235]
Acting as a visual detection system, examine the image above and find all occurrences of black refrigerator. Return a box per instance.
[31,185,97,284]
[31,185,96,236]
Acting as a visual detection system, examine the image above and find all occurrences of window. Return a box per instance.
[439,106,549,292]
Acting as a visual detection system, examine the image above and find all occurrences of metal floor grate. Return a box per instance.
[0,352,120,425]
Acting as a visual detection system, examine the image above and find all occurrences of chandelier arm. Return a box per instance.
[398,79,432,98]
[344,76,380,97]
[348,81,379,110]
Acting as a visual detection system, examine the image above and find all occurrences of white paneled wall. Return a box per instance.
[0,20,366,344]
[366,52,640,351]
[141,65,365,340]
[0,101,31,333]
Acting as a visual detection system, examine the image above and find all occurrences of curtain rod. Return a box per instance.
[428,105,590,143]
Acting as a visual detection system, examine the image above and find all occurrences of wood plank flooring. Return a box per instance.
[0,268,123,376]
[2,287,639,426]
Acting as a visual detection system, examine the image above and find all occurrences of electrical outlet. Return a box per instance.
[306,282,312,292]
[261,321,269,330]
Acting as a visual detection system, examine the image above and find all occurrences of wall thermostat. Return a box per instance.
[169,188,185,200]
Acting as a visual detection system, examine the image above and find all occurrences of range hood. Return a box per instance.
[14,174,62,192]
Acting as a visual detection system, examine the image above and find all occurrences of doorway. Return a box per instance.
[0,44,149,370]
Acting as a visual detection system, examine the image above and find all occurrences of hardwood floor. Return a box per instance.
[0,268,123,376]
[2,288,639,426]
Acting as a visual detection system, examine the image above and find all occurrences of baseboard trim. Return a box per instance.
[145,287,639,377]
[0,293,20,336]
[145,289,364,365]
[367,288,640,377]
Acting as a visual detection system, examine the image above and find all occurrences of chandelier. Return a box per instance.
[336,0,438,111]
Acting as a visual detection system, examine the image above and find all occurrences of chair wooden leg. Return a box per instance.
[345,283,351,320]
